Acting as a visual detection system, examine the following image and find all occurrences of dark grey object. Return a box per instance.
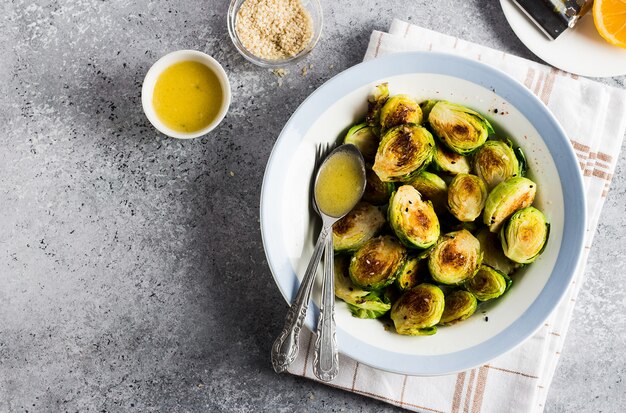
[512,0,592,39]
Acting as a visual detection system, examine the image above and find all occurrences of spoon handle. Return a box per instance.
[271,226,329,373]
[313,229,339,382]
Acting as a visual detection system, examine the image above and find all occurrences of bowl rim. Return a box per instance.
[141,50,231,139]
[260,51,586,376]
[226,0,323,68]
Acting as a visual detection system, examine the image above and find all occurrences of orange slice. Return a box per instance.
[593,0,626,49]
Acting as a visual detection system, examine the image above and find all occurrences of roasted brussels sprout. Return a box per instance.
[428,229,482,285]
[464,264,512,301]
[431,143,471,175]
[419,99,439,120]
[483,177,537,232]
[428,101,494,155]
[366,83,389,130]
[344,123,379,162]
[391,283,445,335]
[447,174,488,222]
[395,255,423,291]
[475,228,519,275]
[500,206,549,264]
[333,202,386,253]
[349,235,407,290]
[439,290,478,325]
[372,124,435,182]
[407,170,448,213]
[388,185,440,249]
[334,255,392,319]
[380,95,423,131]
[363,166,395,205]
[473,140,521,190]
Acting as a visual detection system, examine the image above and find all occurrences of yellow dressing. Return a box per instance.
[152,61,223,133]
[315,151,364,218]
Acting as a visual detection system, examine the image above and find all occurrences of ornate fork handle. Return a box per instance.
[313,228,339,381]
[271,226,330,373]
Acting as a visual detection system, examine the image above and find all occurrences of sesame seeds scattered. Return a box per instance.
[235,0,313,60]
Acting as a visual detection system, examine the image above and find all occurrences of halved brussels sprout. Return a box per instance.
[419,99,439,120]
[475,228,519,275]
[447,174,488,222]
[395,255,423,291]
[439,290,478,325]
[473,140,520,190]
[349,235,407,290]
[344,123,379,162]
[334,255,392,319]
[366,83,389,129]
[407,170,448,213]
[431,143,471,175]
[464,264,512,301]
[428,101,494,155]
[333,202,386,253]
[483,177,537,232]
[391,283,445,335]
[380,95,423,131]
[500,206,549,264]
[363,166,394,205]
[388,185,440,249]
[428,229,483,285]
[372,124,435,182]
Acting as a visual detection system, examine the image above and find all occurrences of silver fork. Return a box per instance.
[271,142,334,374]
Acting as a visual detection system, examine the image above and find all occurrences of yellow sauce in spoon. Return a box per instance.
[315,151,364,218]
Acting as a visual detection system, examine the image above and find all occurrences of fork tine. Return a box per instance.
[311,141,339,214]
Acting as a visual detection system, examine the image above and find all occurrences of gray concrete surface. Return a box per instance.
[0,1,624,412]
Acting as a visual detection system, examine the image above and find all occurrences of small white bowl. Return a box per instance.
[141,50,231,139]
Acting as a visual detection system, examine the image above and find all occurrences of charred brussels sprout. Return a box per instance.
[366,83,389,130]
[428,101,494,155]
[372,124,435,182]
[388,185,440,249]
[464,264,511,301]
[391,283,445,335]
[515,147,527,177]
[447,174,488,222]
[419,99,439,120]
[333,202,386,253]
[380,95,423,131]
[483,177,536,232]
[428,229,483,285]
[349,235,407,290]
[407,170,448,213]
[432,143,471,175]
[334,255,392,319]
[473,140,520,190]
[476,228,519,275]
[344,123,379,162]
[500,206,549,264]
[363,166,394,205]
[439,290,478,325]
[395,255,423,291]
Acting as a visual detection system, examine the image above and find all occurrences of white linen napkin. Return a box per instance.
[287,20,626,413]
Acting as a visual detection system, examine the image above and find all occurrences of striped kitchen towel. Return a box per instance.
[286,20,626,413]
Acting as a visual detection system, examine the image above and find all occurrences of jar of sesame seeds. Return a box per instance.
[227,0,323,67]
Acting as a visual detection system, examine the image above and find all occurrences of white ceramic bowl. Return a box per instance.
[260,52,586,376]
[141,50,231,139]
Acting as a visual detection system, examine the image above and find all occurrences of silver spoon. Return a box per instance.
[271,144,366,379]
